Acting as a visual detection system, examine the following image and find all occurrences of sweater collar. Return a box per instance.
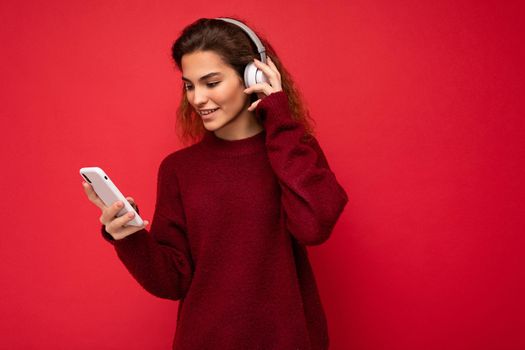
[200,129,266,157]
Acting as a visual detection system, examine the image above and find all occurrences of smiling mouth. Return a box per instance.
[199,108,219,116]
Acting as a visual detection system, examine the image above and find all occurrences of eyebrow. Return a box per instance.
[182,72,222,83]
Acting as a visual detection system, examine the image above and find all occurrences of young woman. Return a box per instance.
[82,17,348,350]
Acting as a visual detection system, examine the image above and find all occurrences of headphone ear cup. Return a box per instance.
[244,62,269,88]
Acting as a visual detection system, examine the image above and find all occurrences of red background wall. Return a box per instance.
[1,1,523,349]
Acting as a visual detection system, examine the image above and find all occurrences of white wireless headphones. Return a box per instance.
[215,17,269,88]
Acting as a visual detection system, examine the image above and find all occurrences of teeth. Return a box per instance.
[201,108,218,115]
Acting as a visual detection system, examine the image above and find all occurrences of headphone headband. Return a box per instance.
[215,17,267,63]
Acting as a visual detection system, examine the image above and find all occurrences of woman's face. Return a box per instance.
[181,50,253,134]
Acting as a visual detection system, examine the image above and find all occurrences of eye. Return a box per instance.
[207,81,220,88]
[184,84,193,91]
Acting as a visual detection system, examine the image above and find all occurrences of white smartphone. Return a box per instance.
[80,167,144,227]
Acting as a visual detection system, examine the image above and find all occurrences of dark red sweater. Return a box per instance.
[101,91,349,349]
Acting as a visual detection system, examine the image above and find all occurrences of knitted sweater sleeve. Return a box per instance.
[255,91,349,246]
[100,157,194,300]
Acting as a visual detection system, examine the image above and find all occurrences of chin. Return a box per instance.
[202,117,226,132]
[202,123,217,132]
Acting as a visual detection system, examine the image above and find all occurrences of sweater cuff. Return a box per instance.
[255,91,292,126]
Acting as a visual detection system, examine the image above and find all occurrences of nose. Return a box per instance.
[191,86,208,107]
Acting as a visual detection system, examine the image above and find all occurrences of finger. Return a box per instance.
[253,58,282,89]
[253,58,277,77]
[266,57,281,78]
[106,215,149,240]
[247,99,262,112]
[100,200,125,225]
[105,210,134,235]
[111,223,148,240]
[248,99,261,112]
[244,82,274,97]
[106,211,135,233]
[107,212,147,239]
[82,182,106,210]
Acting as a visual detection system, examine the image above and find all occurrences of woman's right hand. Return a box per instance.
[82,181,149,240]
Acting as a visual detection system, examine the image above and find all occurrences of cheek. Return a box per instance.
[217,82,247,108]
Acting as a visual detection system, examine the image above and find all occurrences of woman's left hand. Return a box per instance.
[244,56,283,112]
